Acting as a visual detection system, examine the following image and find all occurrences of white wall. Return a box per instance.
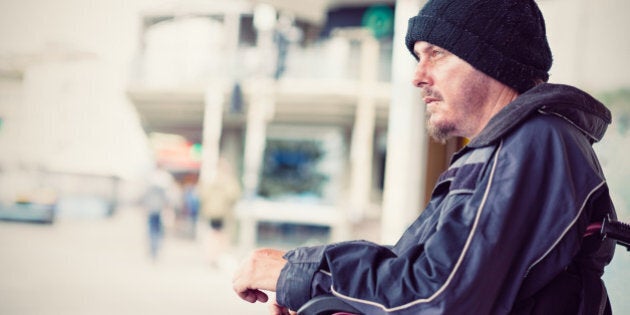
[541,0,630,91]
[0,0,155,179]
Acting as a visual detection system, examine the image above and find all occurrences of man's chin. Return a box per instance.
[427,122,456,143]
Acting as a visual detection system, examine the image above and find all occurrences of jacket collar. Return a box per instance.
[467,83,612,148]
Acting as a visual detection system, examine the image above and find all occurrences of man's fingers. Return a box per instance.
[237,290,254,303]
[238,289,269,303]
[234,271,267,303]
[255,290,269,303]
[232,249,287,306]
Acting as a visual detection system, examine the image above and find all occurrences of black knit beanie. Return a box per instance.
[405,0,552,94]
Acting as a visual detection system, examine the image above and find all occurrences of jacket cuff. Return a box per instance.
[276,246,327,310]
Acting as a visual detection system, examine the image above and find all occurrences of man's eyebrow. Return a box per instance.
[414,44,436,56]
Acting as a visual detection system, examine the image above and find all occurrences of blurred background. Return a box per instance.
[0,0,628,314]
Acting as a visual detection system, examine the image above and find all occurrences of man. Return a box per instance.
[233,0,617,314]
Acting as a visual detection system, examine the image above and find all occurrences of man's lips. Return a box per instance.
[423,97,439,104]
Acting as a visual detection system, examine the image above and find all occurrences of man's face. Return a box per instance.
[411,41,498,142]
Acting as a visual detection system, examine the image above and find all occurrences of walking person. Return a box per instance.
[142,166,174,262]
[200,158,242,268]
[183,180,201,239]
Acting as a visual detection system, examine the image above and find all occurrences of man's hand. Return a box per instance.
[269,298,298,315]
[233,248,287,304]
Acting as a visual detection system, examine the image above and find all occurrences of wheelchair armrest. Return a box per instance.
[297,294,362,315]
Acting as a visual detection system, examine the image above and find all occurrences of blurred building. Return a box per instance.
[126,0,410,249]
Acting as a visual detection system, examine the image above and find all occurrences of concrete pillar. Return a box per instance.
[242,79,275,198]
[224,11,242,80]
[348,34,379,222]
[381,0,427,244]
[241,4,277,198]
[200,83,225,185]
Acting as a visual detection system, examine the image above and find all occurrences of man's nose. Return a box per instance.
[412,60,430,87]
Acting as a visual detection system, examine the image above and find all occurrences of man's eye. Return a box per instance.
[431,49,443,57]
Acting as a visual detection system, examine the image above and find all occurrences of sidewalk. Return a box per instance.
[0,208,264,315]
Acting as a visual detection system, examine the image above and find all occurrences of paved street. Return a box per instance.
[0,208,267,315]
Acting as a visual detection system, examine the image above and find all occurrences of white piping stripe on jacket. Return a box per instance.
[330,141,504,312]
[525,180,606,276]
[319,270,332,277]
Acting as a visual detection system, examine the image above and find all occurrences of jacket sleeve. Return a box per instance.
[276,116,608,314]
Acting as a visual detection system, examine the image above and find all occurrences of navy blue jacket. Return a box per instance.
[276,83,616,314]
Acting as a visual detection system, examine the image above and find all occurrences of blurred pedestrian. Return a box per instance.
[200,158,241,268]
[183,180,200,239]
[142,166,174,262]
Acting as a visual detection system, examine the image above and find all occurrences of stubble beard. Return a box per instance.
[426,114,456,144]
[422,88,455,143]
